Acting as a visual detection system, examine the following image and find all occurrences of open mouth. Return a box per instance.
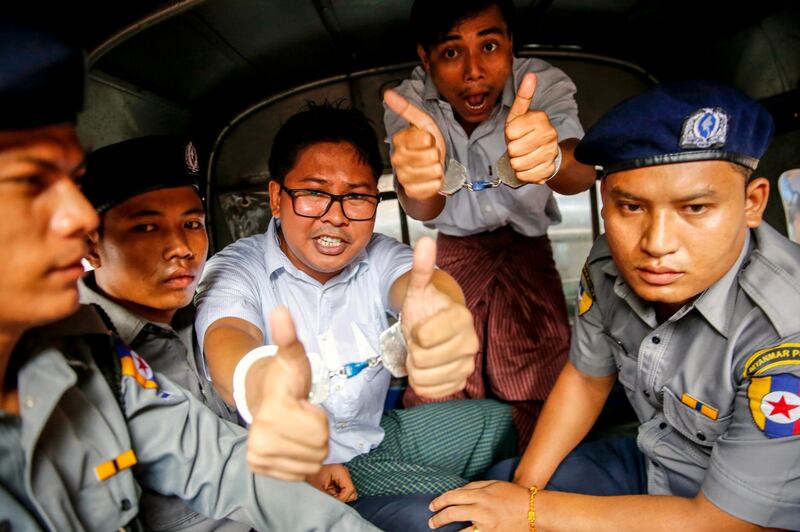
[314,235,347,255]
[464,93,489,113]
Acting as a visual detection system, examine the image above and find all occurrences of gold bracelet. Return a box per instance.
[528,485,538,532]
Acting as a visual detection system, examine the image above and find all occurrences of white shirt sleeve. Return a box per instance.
[366,233,414,313]
[194,236,267,350]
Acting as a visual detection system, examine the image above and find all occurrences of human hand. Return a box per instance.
[505,72,561,184]
[401,237,477,398]
[246,307,329,480]
[385,89,446,200]
[306,463,359,503]
[429,480,530,531]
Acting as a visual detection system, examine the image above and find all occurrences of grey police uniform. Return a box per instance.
[0,305,379,532]
[79,276,246,532]
[572,223,800,529]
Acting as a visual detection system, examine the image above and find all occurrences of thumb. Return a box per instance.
[267,307,311,399]
[507,72,537,123]
[385,89,446,165]
[408,236,437,293]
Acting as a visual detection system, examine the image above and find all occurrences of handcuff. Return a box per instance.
[439,147,562,196]
[307,320,408,404]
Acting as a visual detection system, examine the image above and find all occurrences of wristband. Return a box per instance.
[232,345,278,424]
[544,145,562,183]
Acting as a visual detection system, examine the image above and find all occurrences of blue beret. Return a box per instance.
[575,81,774,175]
[83,136,202,214]
[0,25,85,130]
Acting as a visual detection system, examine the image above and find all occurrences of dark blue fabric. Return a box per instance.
[575,81,774,174]
[485,437,648,496]
[0,25,84,129]
[83,136,201,213]
[350,494,467,532]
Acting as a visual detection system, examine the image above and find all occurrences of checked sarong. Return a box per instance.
[347,399,516,496]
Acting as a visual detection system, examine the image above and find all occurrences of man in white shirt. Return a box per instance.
[196,104,516,531]
[383,0,597,446]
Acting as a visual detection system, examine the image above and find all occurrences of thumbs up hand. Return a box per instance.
[385,89,447,200]
[505,73,561,183]
[401,237,478,398]
[246,307,329,480]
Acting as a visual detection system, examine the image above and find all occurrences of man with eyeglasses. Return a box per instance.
[196,103,516,531]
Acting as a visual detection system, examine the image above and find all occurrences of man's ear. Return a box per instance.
[744,176,770,228]
[85,230,102,269]
[417,45,431,73]
[599,175,608,220]
[268,180,282,219]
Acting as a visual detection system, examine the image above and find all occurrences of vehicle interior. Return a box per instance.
[39,0,800,424]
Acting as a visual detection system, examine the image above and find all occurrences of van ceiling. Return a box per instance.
[81,0,797,128]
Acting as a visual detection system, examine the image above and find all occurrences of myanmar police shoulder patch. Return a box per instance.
[113,339,158,390]
[578,262,596,316]
[748,373,800,438]
[743,343,800,378]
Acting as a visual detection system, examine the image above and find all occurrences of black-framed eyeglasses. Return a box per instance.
[279,183,381,221]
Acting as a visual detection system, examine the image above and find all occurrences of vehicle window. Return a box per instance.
[778,169,800,244]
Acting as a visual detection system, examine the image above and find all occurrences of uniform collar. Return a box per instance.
[601,231,751,334]
[692,231,751,337]
[264,218,370,287]
[78,274,182,345]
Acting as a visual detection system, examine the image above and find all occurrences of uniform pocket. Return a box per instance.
[662,388,731,447]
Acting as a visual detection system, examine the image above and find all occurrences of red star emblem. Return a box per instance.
[767,394,800,419]
[136,356,148,371]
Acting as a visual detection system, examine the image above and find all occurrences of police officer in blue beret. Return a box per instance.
[0,26,378,531]
[427,81,800,531]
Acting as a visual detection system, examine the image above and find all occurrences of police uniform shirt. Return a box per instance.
[383,57,585,237]
[571,223,800,529]
[195,218,413,464]
[78,276,245,532]
[0,306,378,531]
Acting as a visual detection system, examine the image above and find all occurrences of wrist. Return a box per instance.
[528,484,538,531]
[544,144,563,183]
[233,345,278,424]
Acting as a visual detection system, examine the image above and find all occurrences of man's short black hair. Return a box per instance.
[268,102,384,183]
[410,0,516,52]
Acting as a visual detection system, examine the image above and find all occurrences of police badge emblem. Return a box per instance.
[680,108,729,150]
[185,141,199,174]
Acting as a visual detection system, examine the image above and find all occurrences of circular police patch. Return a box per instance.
[748,373,800,438]
[760,391,800,424]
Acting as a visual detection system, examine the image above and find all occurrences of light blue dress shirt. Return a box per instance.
[195,219,413,463]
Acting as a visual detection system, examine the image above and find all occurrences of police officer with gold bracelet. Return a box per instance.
[428,81,800,531]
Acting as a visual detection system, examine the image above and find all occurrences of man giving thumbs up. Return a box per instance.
[383,0,596,446]
[197,104,515,532]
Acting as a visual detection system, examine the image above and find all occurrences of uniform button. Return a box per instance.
[651,336,661,344]
[696,432,706,441]
[334,384,342,392]
[659,422,667,430]
[120,498,132,511]
[24,397,34,409]
[643,390,650,397]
